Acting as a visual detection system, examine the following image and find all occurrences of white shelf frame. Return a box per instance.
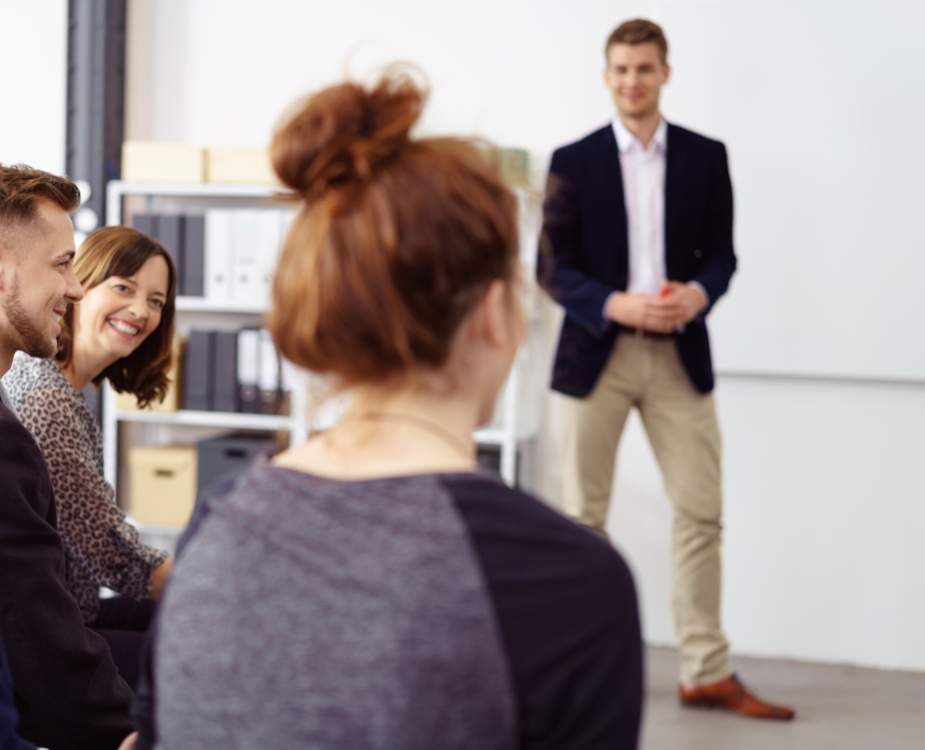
[110,408,292,430]
[105,180,286,226]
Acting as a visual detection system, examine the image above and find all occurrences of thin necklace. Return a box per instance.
[346,411,475,461]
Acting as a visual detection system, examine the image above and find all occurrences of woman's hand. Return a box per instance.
[150,558,174,600]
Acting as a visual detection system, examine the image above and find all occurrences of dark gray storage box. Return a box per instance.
[196,433,278,497]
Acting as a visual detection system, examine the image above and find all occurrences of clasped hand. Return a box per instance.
[604,281,706,333]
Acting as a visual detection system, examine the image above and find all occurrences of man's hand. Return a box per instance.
[604,282,707,333]
[660,281,707,325]
[150,558,173,600]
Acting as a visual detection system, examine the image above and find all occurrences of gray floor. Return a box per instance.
[642,647,925,750]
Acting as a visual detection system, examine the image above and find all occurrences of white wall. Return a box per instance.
[600,375,925,671]
[126,0,925,672]
[0,0,69,173]
[124,0,655,153]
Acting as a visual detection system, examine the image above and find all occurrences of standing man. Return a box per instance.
[0,163,137,749]
[538,20,794,719]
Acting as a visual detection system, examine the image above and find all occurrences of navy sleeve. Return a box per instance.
[0,635,35,750]
[445,475,643,750]
[690,141,736,317]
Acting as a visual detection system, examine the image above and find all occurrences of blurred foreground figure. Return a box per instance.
[145,69,644,749]
[0,163,136,749]
[538,19,793,719]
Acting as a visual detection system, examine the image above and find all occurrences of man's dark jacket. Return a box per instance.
[1,632,34,750]
[538,122,737,396]
[0,402,134,750]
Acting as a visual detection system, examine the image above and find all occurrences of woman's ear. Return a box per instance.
[478,279,511,348]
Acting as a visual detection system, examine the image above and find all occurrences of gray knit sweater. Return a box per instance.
[153,464,643,749]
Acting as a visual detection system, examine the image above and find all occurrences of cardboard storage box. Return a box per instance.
[205,146,278,185]
[115,337,185,412]
[128,444,198,527]
[122,142,205,183]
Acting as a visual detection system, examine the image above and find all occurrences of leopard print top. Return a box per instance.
[2,353,168,625]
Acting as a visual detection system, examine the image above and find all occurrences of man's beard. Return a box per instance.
[3,277,57,359]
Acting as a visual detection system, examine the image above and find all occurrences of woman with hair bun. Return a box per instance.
[150,70,643,749]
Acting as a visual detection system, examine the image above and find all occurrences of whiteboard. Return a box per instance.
[660,0,925,381]
[0,1,68,175]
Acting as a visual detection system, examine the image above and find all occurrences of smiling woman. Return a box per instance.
[2,225,179,691]
[56,226,176,405]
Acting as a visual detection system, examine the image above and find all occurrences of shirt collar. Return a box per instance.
[612,116,668,154]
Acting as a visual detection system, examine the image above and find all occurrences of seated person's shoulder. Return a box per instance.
[440,473,634,594]
[0,402,40,451]
[3,354,72,420]
[440,473,642,745]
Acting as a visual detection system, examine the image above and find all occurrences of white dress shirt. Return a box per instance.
[612,116,668,296]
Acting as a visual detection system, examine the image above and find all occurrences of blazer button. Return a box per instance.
[694,248,703,258]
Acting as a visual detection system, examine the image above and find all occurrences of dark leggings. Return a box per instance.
[92,596,158,692]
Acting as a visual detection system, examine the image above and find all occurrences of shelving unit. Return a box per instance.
[102,180,540,520]
[102,180,308,497]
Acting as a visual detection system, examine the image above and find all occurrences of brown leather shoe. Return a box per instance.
[679,674,795,720]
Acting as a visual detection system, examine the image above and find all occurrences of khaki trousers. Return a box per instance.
[559,332,731,685]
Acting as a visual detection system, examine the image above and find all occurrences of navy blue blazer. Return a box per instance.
[537,122,736,396]
[0,403,134,750]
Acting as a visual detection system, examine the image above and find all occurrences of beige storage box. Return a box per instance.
[128,444,198,527]
[122,142,205,183]
[115,338,185,412]
[205,146,278,185]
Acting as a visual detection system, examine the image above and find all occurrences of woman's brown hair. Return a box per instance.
[56,225,178,407]
[267,68,519,386]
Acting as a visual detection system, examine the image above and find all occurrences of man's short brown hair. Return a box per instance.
[0,163,81,256]
[606,19,669,64]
